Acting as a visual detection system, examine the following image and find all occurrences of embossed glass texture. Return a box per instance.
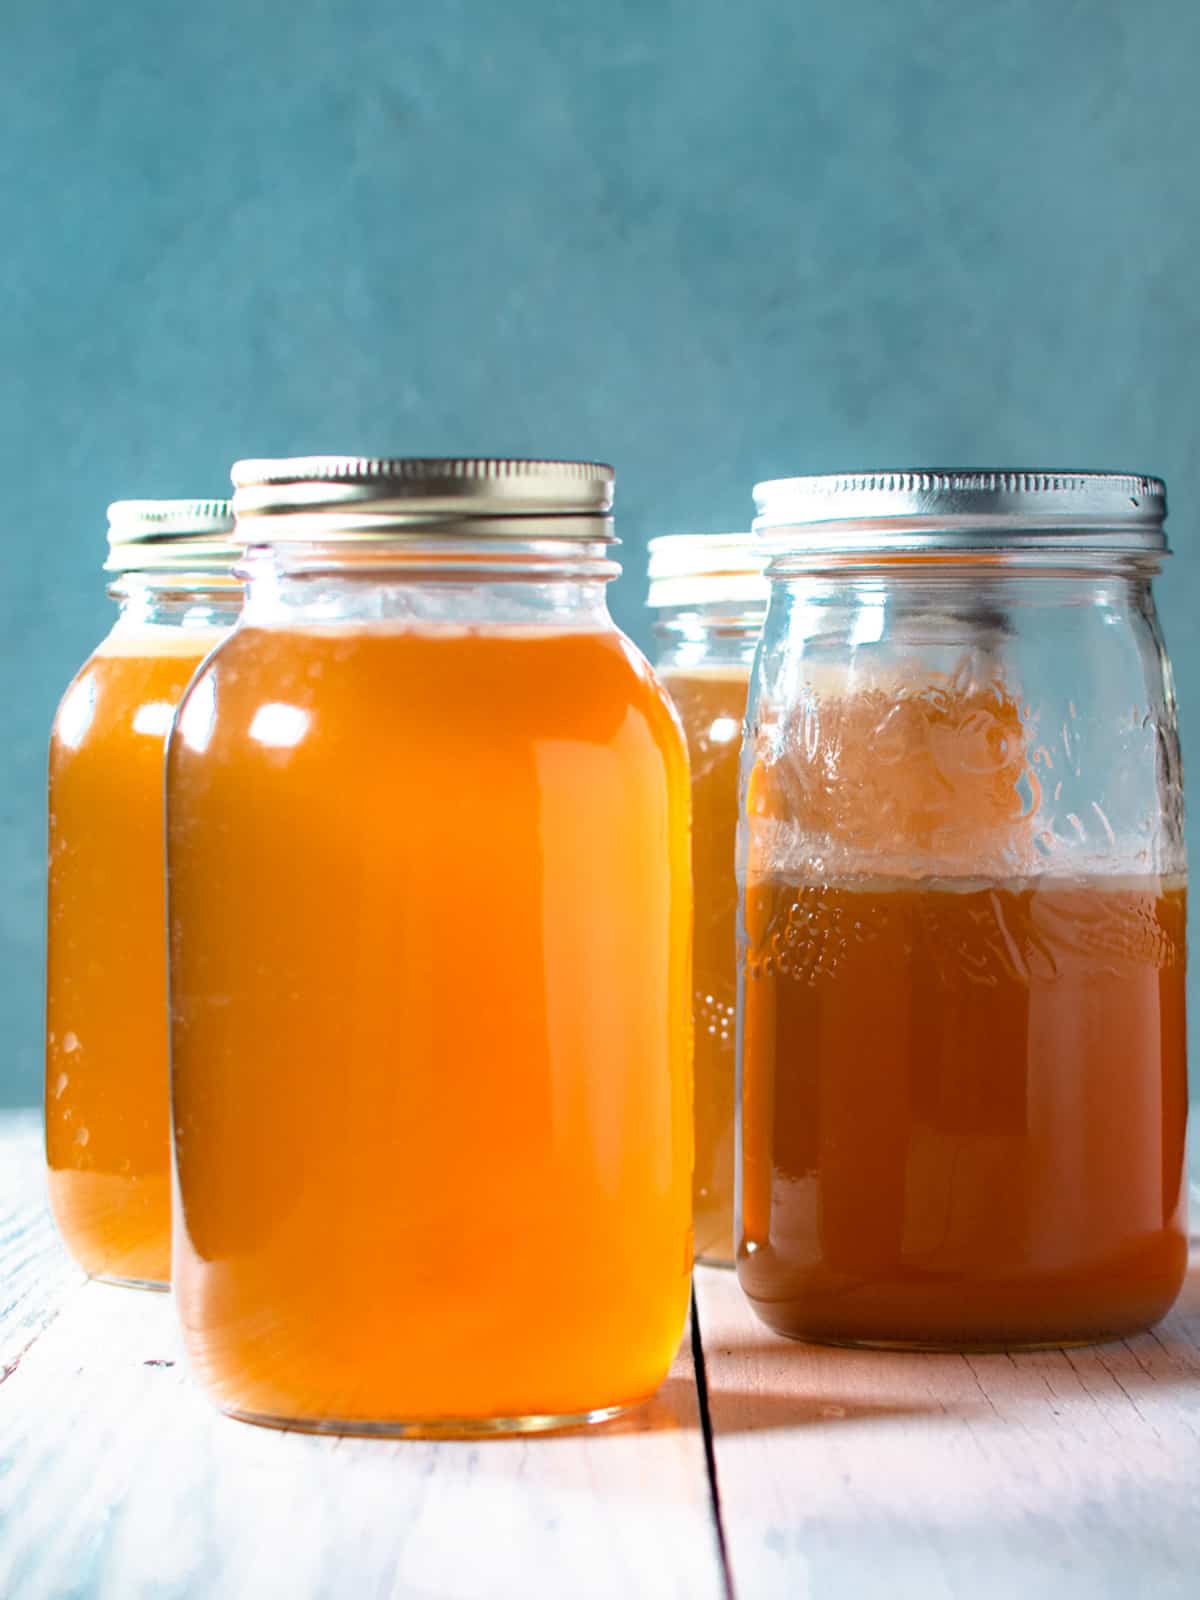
[738,554,1188,1349]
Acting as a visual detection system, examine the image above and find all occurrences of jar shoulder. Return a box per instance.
[174,623,689,771]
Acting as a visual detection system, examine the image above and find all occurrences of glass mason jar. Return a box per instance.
[738,470,1187,1350]
[167,457,693,1435]
[648,534,768,1265]
[46,500,241,1289]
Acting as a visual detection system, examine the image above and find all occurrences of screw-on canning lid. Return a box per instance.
[646,533,771,609]
[105,500,238,575]
[752,470,1168,556]
[231,457,616,541]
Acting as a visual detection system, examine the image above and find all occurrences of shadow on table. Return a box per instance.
[582,1375,709,1436]
[702,1385,946,1435]
[686,1248,1200,1437]
[582,1365,966,1439]
[696,1335,1200,1437]
[453,1378,942,1444]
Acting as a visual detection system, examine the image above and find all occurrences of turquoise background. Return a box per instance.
[4,0,1199,1104]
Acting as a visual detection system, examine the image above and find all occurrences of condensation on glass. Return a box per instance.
[739,470,1187,1350]
[167,457,693,1435]
[648,534,768,1266]
[46,500,241,1289]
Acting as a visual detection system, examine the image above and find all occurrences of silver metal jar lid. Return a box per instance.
[646,533,770,609]
[105,500,239,575]
[231,457,616,542]
[752,470,1168,556]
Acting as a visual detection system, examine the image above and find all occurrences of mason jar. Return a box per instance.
[648,534,768,1265]
[167,457,693,1434]
[738,470,1187,1350]
[46,500,240,1288]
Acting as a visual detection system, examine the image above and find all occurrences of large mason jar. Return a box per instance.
[167,457,693,1434]
[738,471,1187,1350]
[47,500,240,1289]
[648,534,768,1265]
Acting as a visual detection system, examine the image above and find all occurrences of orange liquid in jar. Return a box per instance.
[740,876,1188,1347]
[168,623,693,1428]
[660,664,749,1264]
[46,625,227,1286]
[740,669,1187,1347]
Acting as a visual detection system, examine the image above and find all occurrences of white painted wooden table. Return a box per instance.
[3,1110,1200,1599]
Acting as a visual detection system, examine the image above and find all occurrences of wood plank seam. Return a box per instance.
[689,1281,737,1600]
[694,1257,1200,1597]
[0,1283,729,1599]
[2,1120,729,1600]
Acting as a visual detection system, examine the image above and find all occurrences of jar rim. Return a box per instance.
[753,469,1168,555]
[105,500,239,575]
[230,457,616,542]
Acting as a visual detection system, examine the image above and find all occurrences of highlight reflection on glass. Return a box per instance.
[248,703,310,749]
[177,675,217,755]
[707,714,740,745]
[55,672,97,750]
[132,701,175,738]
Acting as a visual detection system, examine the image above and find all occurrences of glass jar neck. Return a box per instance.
[110,572,242,632]
[652,605,766,670]
[238,539,619,629]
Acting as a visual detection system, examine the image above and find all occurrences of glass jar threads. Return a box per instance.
[167,457,693,1434]
[739,470,1187,1349]
[648,534,768,1265]
[46,500,241,1288]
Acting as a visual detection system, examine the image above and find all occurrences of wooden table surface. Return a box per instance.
[3,1109,1200,1599]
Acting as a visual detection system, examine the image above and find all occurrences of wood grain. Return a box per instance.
[0,1117,725,1600]
[11,1103,1200,1600]
[695,1260,1200,1600]
[0,1111,86,1382]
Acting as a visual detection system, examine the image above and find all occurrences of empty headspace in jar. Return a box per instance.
[747,659,1036,866]
[745,644,1183,880]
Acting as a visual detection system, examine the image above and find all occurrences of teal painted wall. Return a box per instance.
[4,0,1199,1102]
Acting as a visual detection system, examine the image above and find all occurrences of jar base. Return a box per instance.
[772,1328,1134,1355]
[91,1271,170,1293]
[222,1401,638,1439]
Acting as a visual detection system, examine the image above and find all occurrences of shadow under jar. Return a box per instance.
[648,533,768,1265]
[46,501,240,1289]
[737,470,1187,1351]
[166,457,694,1435]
